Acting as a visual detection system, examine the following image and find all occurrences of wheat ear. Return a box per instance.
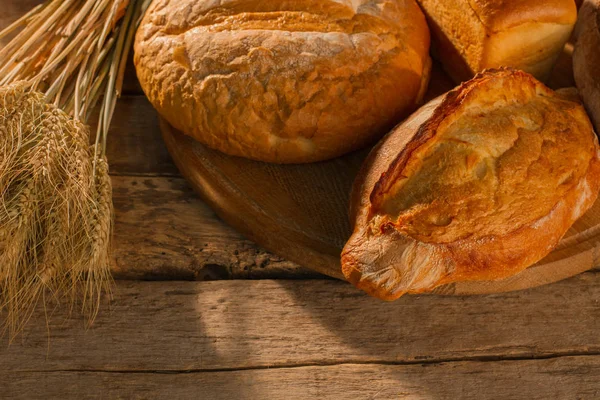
[0,0,151,338]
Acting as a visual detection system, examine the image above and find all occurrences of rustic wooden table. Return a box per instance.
[2,2,600,399]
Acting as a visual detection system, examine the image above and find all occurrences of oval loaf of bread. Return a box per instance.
[134,0,431,163]
[574,0,600,131]
[417,0,577,83]
[341,68,600,300]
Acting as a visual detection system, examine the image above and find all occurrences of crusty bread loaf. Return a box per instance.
[416,0,577,83]
[134,0,431,163]
[341,68,600,300]
[573,0,600,131]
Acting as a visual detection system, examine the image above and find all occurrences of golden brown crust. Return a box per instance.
[573,0,600,131]
[417,0,577,83]
[342,68,600,300]
[134,0,431,163]
[468,0,577,30]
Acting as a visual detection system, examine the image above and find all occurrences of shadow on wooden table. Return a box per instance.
[1,274,599,398]
[278,275,600,398]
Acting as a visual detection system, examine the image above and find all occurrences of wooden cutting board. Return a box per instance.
[161,51,600,295]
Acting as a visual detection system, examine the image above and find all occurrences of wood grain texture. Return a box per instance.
[161,47,600,294]
[111,176,320,280]
[2,277,600,398]
[2,277,600,372]
[3,357,600,400]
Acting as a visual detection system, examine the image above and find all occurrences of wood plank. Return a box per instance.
[3,357,600,399]
[99,96,178,176]
[2,277,600,372]
[111,176,319,280]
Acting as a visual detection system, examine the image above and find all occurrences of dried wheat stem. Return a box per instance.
[0,0,150,338]
[0,3,46,42]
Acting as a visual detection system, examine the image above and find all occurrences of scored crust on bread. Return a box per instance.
[573,0,600,131]
[416,0,577,83]
[134,0,431,163]
[341,68,600,301]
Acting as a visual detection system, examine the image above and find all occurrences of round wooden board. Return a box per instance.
[160,53,600,295]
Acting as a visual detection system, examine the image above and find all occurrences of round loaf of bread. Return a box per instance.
[342,68,600,300]
[574,0,600,131]
[134,0,431,163]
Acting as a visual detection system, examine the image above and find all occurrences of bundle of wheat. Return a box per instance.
[0,0,150,338]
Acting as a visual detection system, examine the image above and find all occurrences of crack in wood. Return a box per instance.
[109,176,321,280]
[10,351,600,375]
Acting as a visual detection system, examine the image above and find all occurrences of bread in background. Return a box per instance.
[417,0,577,83]
[342,68,600,300]
[134,0,431,164]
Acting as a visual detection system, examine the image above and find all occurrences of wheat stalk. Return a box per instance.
[0,0,151,339]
